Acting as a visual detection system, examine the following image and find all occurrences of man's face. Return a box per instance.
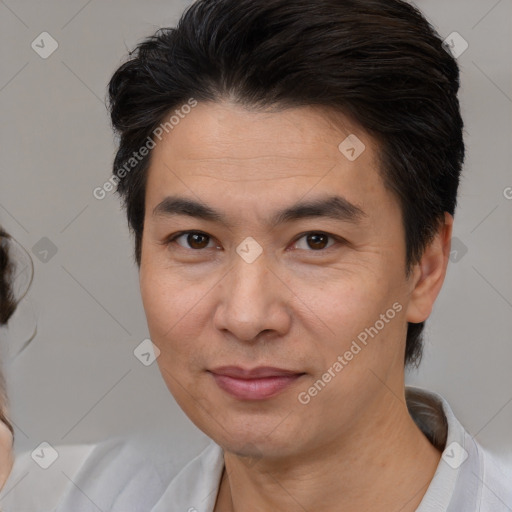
[140,101,418,459]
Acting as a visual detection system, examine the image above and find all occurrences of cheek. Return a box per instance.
[140,266,172,338]
[290,271,405,364]
[292,272,382,329]
[140,268,208,406]
[140,264,187,349]
[139,262,214,367]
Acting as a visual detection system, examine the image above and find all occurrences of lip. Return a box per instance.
[208,366,305,400]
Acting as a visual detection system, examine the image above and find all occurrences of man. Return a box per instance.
[2,0,511,510]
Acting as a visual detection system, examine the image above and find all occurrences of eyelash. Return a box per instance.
[163,230,344,253]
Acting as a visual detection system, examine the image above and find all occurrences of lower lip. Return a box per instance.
[210,373,304,400]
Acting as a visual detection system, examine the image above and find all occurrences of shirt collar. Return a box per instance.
[410,386,482,511]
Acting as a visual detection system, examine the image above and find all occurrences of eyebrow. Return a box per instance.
[152,195,366,227]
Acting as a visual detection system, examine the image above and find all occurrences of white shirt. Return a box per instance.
[1,386,511,511]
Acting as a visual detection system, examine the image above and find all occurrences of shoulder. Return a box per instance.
[439,392,512,510]
[477,447,512,510]
[54,437,176,512]
[149,440,224,511]
[406,386,512,511]
[0,436,203,512]
[0,442,96,511]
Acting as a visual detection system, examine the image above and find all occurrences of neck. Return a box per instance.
[215,387,442,512]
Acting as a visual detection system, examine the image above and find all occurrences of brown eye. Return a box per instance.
[186,233,210,249]
[306,233,329,250]
[293,232,336,251]
[170,231,216,250]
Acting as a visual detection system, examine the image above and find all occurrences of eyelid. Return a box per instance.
[163,230,345,252]
[164,230,220,250]
[289,231,343,252]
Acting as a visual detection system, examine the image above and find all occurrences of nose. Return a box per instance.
[213,252,292,343]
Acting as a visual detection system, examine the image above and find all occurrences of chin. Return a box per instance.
[213,420,303,457]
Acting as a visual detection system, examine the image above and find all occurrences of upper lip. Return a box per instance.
[209,366,304,379]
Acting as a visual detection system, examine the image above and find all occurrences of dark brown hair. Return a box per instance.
[0,229,16,326]
[107,0,464,368]
[0,227,16,435]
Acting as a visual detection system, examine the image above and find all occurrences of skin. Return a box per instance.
[139,101,453,511]
[0,419,13,490]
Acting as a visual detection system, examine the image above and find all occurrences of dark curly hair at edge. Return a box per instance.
[106,0,464,369]
[0,227,17,436]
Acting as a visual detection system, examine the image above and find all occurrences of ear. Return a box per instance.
[406,212,453,323]
[0,417,13,490]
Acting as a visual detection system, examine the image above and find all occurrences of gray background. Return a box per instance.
[0,0,511,464]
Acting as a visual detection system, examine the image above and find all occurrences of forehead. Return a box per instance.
[152,101,373,166]
[145,101,398,221]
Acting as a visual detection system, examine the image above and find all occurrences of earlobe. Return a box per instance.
[406,213,453,324]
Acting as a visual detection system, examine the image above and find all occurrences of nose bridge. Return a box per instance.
[215,249,287,341]
[230,252,273,314]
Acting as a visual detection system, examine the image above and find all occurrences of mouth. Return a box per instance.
[207,366,306,400]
